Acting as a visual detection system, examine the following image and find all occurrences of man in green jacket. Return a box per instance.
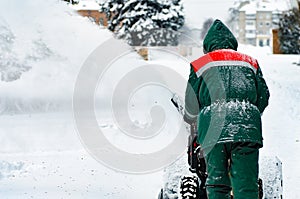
[184,19,269,199]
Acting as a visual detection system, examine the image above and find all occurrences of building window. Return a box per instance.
[246,14,256,19]
[259,22,263,27]
[267,39,270,46]
[259,40,264,47]
[266,22,270,27]
[246,21,254,25]
[246,38,256,46]
[258,30,268,35]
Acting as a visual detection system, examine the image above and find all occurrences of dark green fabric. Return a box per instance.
[205,142,259,199]
[185,64,269,148]
[184,19,270,149]
[203,19,238,53]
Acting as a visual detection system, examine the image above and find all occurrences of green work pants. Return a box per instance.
[204,142,260,199]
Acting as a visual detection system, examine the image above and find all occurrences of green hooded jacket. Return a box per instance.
[184,19,270,149]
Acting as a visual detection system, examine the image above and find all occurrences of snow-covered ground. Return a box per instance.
[1,0,300,198]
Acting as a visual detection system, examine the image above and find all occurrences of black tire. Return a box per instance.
[179,176,200,199]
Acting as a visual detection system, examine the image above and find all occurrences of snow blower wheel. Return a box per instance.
[179,176,201,199]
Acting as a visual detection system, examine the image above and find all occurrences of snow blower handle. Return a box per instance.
[187,132,207,188]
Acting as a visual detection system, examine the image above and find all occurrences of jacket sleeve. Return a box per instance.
[255,65,270,114]
[184,65,201,124]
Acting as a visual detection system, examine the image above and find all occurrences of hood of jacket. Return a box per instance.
[203,19,238,53]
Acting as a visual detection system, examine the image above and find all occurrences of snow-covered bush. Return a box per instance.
[100,0,185,46]
[278,8,300,54]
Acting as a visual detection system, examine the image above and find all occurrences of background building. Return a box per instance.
[238,1,289,47]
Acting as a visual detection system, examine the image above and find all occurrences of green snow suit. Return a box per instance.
[184,19,270,199]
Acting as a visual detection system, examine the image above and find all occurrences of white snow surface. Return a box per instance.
[70,0,101,11]
[0,0,300,199]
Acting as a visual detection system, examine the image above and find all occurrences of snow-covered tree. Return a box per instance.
[100,0,185,46]
[99,0,125,22]
[278,8,300,54]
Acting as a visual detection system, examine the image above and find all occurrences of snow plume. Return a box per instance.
[0,18,31,82]
[0,0,111,114]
